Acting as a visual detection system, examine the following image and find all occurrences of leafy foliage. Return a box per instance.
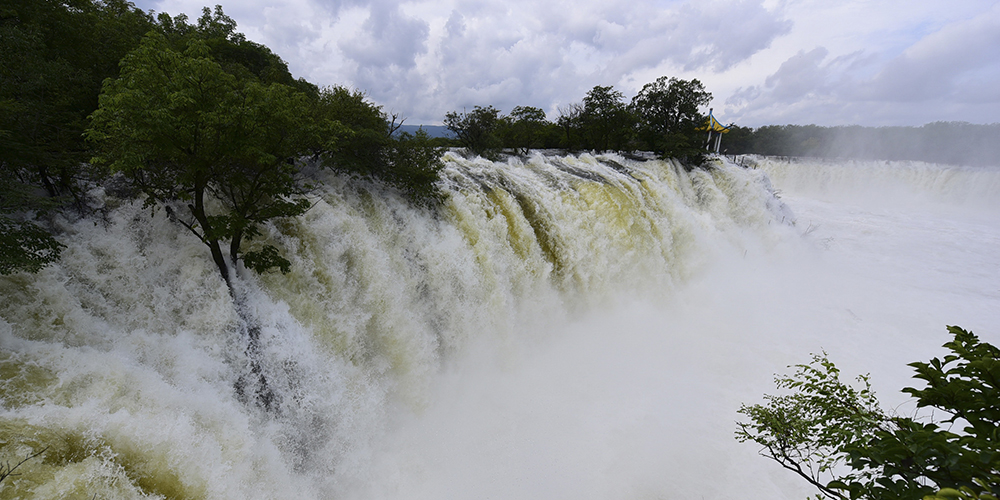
[0,0,153,200]
[556,102,587,151]
[440,77,716,163]
[579,85,635,153]
[0,216,64,275]
[737,326,1000,500]
[631,76,711,163]
[555,86,635,153]
[0,0,156,275]
[444,105,505,160]
[314,86,390,174]
[501,106,550,155]
[315,86,443,204]
[0,171,65,275]
[153,5,316,94]
[382,129,446,205]
[88,31,314,285]
[736,352,889,500]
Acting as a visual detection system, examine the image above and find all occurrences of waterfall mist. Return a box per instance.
[0,153,997,499]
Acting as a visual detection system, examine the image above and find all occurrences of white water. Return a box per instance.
[0,153,997,499]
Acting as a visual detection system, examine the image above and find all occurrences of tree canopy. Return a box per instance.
[0,0,156,274]
[87,32,314,286]
[0,175,63,275]
[579,85,634,153]
[0,0,154,200]
[502,106,550,155]
[315,85,443,204]
[631,76,712,162]
[444,105,506,160]
[443,78,714,164]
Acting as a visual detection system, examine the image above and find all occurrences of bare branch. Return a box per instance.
[0,446,48,484]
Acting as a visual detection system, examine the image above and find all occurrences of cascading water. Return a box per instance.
[0,152,997,499]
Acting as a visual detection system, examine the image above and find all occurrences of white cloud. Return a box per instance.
[861,3,1000,103]
[134,0,1000,126]
[339,2,430,69]
[716,1,1000,125]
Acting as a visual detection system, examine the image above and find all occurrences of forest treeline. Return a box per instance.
[437,94,998,168]
[440,77,713,164]
[720,122,1000,166]
[436,110,999,168]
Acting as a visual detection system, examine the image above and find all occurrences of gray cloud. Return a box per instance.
[133,0,1000,126]
[339,3,429,69]
[763,47,830,99]
[676,0,793,72]
[721,2,1000,126]
[861,4,1000,103]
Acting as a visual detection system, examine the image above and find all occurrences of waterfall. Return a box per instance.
[751,155,1000,210]
[2,152,996,499]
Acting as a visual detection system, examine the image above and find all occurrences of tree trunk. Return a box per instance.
[190,182,232,289]
[207,239,232,289]
[188,183,275,411]
[229,228,243,268]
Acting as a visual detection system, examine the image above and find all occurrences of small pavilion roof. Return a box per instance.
[699,110,731,133]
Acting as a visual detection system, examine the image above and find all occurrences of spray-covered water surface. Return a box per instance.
[0,153,997,499]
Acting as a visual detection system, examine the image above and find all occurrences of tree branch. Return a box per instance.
[0,446,48,484]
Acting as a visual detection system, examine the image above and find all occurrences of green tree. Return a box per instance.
[315,86,396,176]
[0,0,153,274]
[0,0,153,200]
[383,128,446,205]
[737,326,1000,500]
[314,86,442,204]
[556,102,586,151]
[87,28,322,411]
[444,105,505,160]
[579,85,634,153]
[87,32,314,288]
[631,76,711,163]
[721,124,755,155]
[154,6,317,95]
[500,105,549,155]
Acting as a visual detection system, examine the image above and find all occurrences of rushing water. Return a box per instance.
[0,153,997,499]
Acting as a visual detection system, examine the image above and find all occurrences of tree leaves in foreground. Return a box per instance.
[0,0,154,202]
[88,31,314,287]
[737,326,999,500]
[0,176,64,275]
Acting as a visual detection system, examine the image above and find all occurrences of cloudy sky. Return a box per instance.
[132,0,1000,127]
